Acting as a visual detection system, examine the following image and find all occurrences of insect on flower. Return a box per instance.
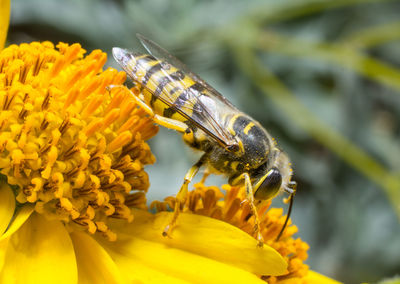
[112,34,297,246]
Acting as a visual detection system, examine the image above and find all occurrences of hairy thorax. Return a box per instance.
[183,113,274,178]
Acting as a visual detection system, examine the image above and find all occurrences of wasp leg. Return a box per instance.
[107,84,155,116]
[242,172,264,247]
[152,115,187,133]
[108,84,187,132]
[199,171,211,184]
[163,155,206,237]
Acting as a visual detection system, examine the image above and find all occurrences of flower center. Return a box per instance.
[0,42,158,240]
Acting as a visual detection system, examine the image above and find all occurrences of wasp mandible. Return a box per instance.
[112,34,296,246]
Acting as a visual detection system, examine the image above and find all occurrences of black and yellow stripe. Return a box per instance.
[226,114,270,164]
[125,51,271,163]
[127,53,209,123]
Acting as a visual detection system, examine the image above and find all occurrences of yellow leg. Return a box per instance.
[108,84,187,132]
[107,84,154,116]
[152,115,187,133]
[243,172,264,247]
[200,171,210,184]
[163,155,206,237]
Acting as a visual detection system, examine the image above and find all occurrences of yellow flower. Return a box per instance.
[0,40,153,282]
[0,40,158,238]
[153,183,341,284]
[0,39,287,284]
[0,3,340,282]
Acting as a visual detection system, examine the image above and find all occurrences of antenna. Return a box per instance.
[276,181,297,241]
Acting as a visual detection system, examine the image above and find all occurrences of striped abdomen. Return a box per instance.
[125,53,205,123]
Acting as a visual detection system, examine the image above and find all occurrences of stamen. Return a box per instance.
[19,62,30,83]
[64,87,80,109]
[107,131,132,153]
[101,108,120,130]
[105,88,128,114]
[84,118,103,137]
[0,42,157,240]
[78,76,102,100]
[81,95,105,119]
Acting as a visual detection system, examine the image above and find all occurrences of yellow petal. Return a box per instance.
[109,209,287,275]
[102,235,266,284]
[70,231,124,284]
[302,270,342,284]
[0,238,9,272]
[0,0,10,49]
[102,238,192,284]
[0,213,78,284]
[119,260,191,284]
[0,182,13,272]
[132,210,285,275]
[0,204,34,241]
[0,183,15,235]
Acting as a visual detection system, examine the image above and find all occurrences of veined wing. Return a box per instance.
[113,35,239,149]
[137,33,236,109]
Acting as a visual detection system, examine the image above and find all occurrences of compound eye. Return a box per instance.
[254,168,282,200]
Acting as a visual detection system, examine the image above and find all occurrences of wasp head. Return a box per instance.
[251,149,294,200]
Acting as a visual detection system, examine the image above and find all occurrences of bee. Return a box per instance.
[112,34,296,246]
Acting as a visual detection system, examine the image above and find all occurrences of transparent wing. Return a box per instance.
[134,34,239,148]
[137,33,235,109]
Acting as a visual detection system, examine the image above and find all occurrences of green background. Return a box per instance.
[7,0,400,283]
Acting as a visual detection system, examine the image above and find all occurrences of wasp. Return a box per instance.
[112,34,296,246]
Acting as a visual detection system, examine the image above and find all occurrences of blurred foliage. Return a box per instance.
[7,0,400,283]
